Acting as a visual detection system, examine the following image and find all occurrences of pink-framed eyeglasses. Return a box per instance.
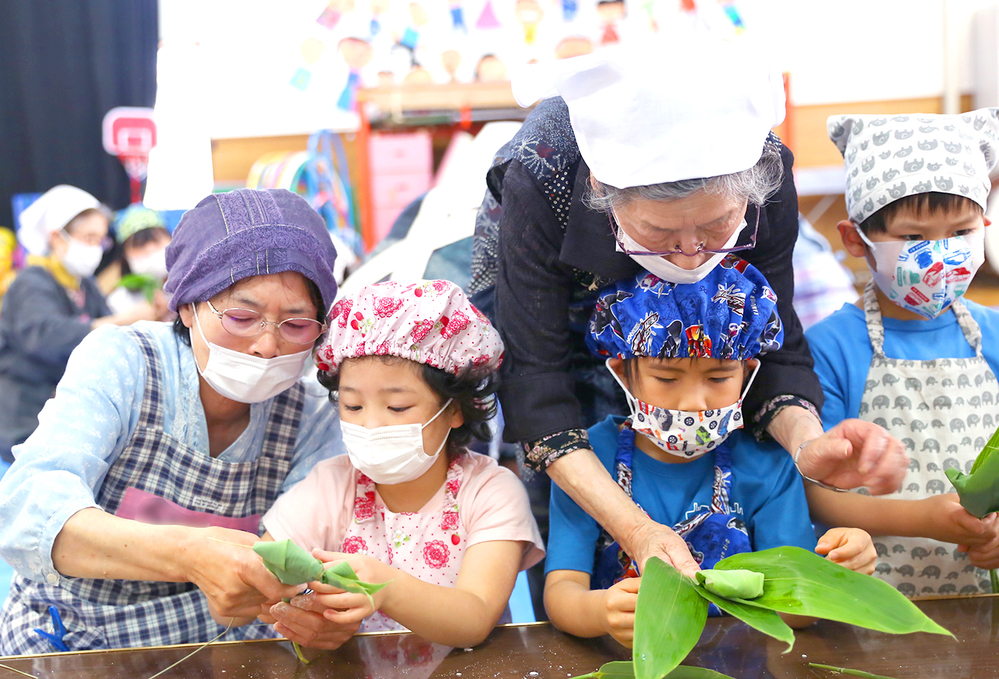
[609,203,762,257]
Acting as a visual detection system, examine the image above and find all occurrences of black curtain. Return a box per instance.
[0,0,158,230]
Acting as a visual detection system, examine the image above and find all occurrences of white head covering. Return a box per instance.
[828,109,999,224]
[511,38,786,189]
[18,185,102,256]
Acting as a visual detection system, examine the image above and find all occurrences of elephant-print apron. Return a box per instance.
[858,282,996,597]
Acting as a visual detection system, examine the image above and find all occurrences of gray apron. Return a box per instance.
[858,283,995,597]
[0,328,304,653]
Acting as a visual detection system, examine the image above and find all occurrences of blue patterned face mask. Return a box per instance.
[856,227,985,319]
[606,360,759,459]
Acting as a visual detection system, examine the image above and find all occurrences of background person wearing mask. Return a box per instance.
[102,204,173,320]
[0,185,158,463]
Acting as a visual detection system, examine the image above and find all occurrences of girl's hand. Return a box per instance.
[601,577,640,648]
[816,527,877,575]
[310,549,395,626]
[959,512,999,570]
[262,592,361,650]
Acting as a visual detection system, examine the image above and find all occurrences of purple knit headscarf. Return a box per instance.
[164,189,338,312]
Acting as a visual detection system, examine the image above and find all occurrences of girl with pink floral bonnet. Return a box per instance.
[259,279,544,649]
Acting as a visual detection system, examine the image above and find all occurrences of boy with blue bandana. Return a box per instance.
[807,109,999,598]
[544,259,875,647]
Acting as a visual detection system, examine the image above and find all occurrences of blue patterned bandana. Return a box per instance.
[587,256,784,362]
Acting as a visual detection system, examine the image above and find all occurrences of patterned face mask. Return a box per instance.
[606,360,760,459]
[856,227,985,319]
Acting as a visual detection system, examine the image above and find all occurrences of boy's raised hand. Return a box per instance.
[601,576,640,647]
[815,527,877,574]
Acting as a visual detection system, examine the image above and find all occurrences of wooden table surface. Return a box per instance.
[3,596,997,679]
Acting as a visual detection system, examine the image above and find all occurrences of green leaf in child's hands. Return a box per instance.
[634,558,708,679]
[695,568,764,599]
[117,272,159,302]
[945,426,999,518]
[714,547,953,637]
[319,560,390,601]
[252,539,323,585]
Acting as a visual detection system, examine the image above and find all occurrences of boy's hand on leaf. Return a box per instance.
[921,494,996,546]
[815,527,876,574]
[959,512,999,570]
[601,576,640,648]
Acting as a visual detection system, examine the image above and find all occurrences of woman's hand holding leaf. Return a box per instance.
[918,494,996,546]
[263,593,361,651]
[601,576,640,647]
[815,527,877,574]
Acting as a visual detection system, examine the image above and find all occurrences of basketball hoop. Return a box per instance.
[103,107,156,204]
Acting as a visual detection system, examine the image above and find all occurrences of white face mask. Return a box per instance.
[341,398,453,484]
[191,304,311,403]
[59,234,104,278]
[607,359,759,459]
[616,218,746,285]
[128,248,168,280]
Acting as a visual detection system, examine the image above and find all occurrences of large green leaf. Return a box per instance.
[945,423,999,518]
[320,559,389,599]
[692,583,795,652]
[569,661,735,679]
[634,558,708,679]
[714,547,952,637]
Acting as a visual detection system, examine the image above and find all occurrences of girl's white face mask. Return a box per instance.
[615,217,747,285]
[191,304,311,403]
[607,359,759,459]
[128,248,168,280]
[341,399,453,484]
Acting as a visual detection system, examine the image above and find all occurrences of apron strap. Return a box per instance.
[120,327,166,430]
[614,423,637,499]
[864,282,984,357]
[862,282,888,357]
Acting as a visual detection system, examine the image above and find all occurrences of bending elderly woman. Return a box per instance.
[0,189,347,653]
[471,38,908,579]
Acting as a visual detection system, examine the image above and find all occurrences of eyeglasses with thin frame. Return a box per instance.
[206,299,327,345]
[609,203,761,257]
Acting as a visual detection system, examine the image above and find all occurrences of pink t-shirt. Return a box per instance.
[262,452,545,571]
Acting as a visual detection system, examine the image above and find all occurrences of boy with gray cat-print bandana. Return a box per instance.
[805,108,999,598]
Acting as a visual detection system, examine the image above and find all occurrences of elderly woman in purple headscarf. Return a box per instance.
[0,189,351,653]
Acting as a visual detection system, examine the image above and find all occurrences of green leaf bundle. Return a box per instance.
[694,569,764,599]
[252,539,388,600]
[945,422,999,519]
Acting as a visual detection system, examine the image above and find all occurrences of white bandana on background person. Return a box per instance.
[827,109,999,225]
[191,304,311,403]
[613,209,749,285]
[510,36,785,189]
[605,359,760,459]
[17,185,102,256]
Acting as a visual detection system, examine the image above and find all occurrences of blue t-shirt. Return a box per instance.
[806,300,999,428]
[546,416,817,575]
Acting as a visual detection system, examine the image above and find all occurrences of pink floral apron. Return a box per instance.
[340,461,466,633]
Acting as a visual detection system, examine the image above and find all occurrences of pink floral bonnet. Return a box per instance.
[315,280,504,376]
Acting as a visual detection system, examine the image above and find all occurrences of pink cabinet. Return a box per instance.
[368,131,433,244]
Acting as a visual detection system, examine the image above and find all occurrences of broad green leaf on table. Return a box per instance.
[253,540,323,585]
[695,569,764,599]
[692,583,795,652]
[569,661,735,679]
[634,558,708,679]
[945,423,999,518]
[715,547,952,637]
